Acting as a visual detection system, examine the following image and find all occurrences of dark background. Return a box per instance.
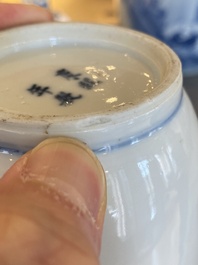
[184,76,198,115]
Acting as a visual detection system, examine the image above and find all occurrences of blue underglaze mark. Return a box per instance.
[93,91,183,154]
[0,91,183,156]
[0,148,24,156]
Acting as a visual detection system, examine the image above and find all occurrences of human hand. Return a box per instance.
[0,138,106,265]
[0,3,53,29]
[0,4,107,264]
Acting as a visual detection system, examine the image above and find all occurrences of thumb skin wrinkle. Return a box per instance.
[0,137,107,257]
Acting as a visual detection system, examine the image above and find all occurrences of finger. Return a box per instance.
[0,3,53,30]
[0,137,106,265]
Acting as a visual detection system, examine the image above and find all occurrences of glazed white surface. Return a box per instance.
[0,23,181,152]
[0,23,197,265]
[0,23,179,122]
[0,46,158,116]
[1,90,198,265]
[99,91,198,265]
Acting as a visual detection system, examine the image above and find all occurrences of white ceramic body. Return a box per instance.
[99,90,198,265]
[1,88,198,265]
[0,23,198,265]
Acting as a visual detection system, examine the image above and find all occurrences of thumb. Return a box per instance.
[0,137,106,265]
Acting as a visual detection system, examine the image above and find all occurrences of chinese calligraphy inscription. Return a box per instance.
[55,92,82,106]
[27,84,53,97]
[27,68,103,106]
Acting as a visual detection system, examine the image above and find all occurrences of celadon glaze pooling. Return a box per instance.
[0,23,198,265]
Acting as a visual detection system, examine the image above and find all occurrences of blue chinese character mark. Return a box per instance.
[27,84,52,96]
[55,92,82,106]
[56,68,103,89]
[56,69,82,80]
[79,77,102,90]
[26,67,103,107]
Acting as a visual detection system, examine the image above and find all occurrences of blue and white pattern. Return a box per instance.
[123,0,198,75]
[23,0,49,8]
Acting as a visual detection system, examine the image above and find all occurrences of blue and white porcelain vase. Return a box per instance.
[120,0,198,75]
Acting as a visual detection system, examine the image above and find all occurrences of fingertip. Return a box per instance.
[0,3,53,30]
[25,137,107,250]
[2,137,107,256]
